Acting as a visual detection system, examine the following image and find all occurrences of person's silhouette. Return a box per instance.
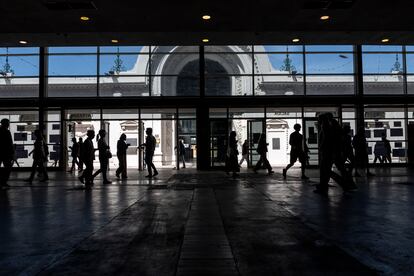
[342,125,355,174]
[0,118,14,189]
[78,130,95,187]
[140,128,158,178]
[238,139,249,166]
[116,133,129,179]
[352,127,374,177]
[92,129,112,184]
[78,137,84,171]
[225,131,240,178]
[253,133,274,175]
[25,130,49,183]
[68,137,80,173]
[381,133,392,163]
[283,123,309,180]
[176,138,186,169]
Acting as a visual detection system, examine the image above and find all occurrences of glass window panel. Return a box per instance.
[255,74,304,96]
[47,110,61,121]
[405,54,414,73]
[48,47,97,54]
[48,55,97,76]
[266,107,302,118]
[99,76,148,97]
[66,109,101,120]
[99,54,143,75]
[407,75,414,94]
[47,77,97,97]
[306,75,355,95]
[342,107,356,119]
[151,76,199,96]
[365,107,405,118]
[363,75,404,94]
[151,46,199,53]
[205,45,252,53]
[204,53,252,75]
[305,45,354,52]
[140,108,176,119]
[0,47,39,54]
[151,53,199,75]
[363,53,404,74]
[179,108,197,118]
[209,108,227,118]
[254,45,303,53]
[0,55,39,76]
[304,107,339,117]
[99,46,148,53]
[0,77,39,97]
[102,109,139,119]
[228,108,264,118]
[362,45,402,52]
[254,53,303,74]
[205,76,253,96]
[306,54,354,74]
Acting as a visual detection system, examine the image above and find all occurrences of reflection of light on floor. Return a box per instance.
[284,91,294,96]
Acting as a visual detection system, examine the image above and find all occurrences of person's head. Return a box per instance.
[97,129,106,141]
[230,131,237,139]
[381,132,387,140]
[79,137,83,142]
[294,123,301,132]
[34,129,43,140]
[343,125,351,134]
[146,128,153,135]
[72,137,77,143]
[1,118,10,129]
[244,139,248,143]
[86,129,95,139]
[120,133,126,141]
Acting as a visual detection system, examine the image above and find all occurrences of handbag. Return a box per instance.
[106,150,113,159]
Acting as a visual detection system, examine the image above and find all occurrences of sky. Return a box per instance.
[0,45,410,77]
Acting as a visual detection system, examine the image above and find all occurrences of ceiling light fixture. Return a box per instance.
[320,15,330,20]
[19,40,28,44]
[292,38,300,43]
[381,38,390,43]
[80,16,90,21]
[202,15,211,20]
[111,39,119,43]
[202,38,209,43]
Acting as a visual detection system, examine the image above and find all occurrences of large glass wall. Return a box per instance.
[0,47,39,97]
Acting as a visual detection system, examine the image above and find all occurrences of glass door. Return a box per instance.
[247,120,264,168]
[210,119,229,168]
[303,119,319,165]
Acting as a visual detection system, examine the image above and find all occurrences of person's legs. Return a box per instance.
[101,160,110,183]
[145,154,153,176]
[2,159,12,185]
[263,156,273,173]
[254,156,263,172]
[149,154,158,175]
[181,154,186,168]
[28,160,39,181]
[122,155,127,177]
[84,160,94,184]
[116,155,122,177]
[316,155,332,193]
[38,161,48,181]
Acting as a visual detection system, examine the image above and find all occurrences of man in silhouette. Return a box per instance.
[239,139,249,167]
[254,133,274,175]
[283,123,309,179]
[353,127,374,177]
[68,137,80,173]
[381,133,392,164]
[342,125,355,174]
[78,137,84,171]
[141,128,158,178]
[0,119,14,189]
[79,130,95,187]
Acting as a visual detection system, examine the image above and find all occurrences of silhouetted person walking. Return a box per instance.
[26,130,49,183]
[92,129,112,184]
[116,133,129,179]
[254,133,274,175]
[373,141,385,164]
[79,130,95,187]
[343,125,355,174]
[239,139,249,166]
[382,133,392,164]
[141,128,158,178]
[283,123,309,179]
[353,127,374,177]
[78,137,84,171]
[225,131,240,178]
[0,118,14,189]
[314,114,356,195]
[68,137,80,173]
[176,138,186,169]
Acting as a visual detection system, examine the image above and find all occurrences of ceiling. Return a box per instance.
[1,0,413,46]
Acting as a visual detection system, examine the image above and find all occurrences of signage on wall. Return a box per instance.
[69,114,92,121]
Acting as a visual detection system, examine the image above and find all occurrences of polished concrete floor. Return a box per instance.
[1,167,413,275]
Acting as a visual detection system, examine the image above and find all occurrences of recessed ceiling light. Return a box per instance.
[202,15,211,20]
[111,39,119,43]
[202,38,209,43]
[19,40,28,44]
[292,38,300,43]
[80,16,90,21]
[320,15,330,20]
[381,38,390,43]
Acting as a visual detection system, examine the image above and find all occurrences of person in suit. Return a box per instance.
[116,133,129,179]
[140,128,158,178]
[0,119,14,189]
